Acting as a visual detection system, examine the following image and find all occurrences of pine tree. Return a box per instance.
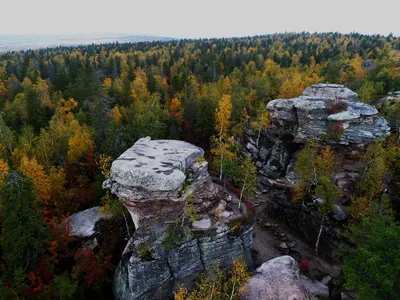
[0,172,47,273]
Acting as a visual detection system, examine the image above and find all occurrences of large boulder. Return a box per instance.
[267,84,390,145]
[103,137,210,229]
[104,137,253,300]
[104,137,204,200]
[243,256,311,300]
[68,206,109,238]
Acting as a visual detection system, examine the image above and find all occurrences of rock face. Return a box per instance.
[104,137,253,300]
[243,256,311,300]
[245,84,390,256]
[267,84,389,144]
[362,59,376,71]
[68,206,109,238]
[103,137,208,229]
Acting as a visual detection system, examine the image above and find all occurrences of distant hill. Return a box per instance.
[0,33,171,52]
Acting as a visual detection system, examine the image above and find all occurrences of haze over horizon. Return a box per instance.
[1,0,399,38]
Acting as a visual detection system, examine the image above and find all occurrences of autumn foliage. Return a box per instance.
[74,246,112,288]
[174,258,250,300]
[0,32,399,297]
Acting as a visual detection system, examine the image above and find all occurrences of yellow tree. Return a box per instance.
[35,78,52,108]
[231,107,249,143]
[215,94,233,139]
[278,71,304,99]
[19,155,51,204]
[67,125,94,163]
[169,97,182,124]
[294,141,339,254]
[102,77,113,96]
[349,54,366,81]
[110,106,122,124]
[350,141,396,220]
[237,155,257,209]
[212,94,234,180]
[0,158,8,187]
[131,70,150,103]
[251,109,271,147]
[217,76,232,96]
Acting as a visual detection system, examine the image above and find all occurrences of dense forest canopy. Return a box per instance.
[0,32,399,298]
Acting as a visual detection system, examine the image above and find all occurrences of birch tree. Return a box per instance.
[236,155,257,209]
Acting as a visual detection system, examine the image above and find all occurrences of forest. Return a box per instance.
[0,32,399,299]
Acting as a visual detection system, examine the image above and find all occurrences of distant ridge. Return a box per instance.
[0,34,171,52]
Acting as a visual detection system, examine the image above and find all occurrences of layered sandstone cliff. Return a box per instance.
[104,137,253,300]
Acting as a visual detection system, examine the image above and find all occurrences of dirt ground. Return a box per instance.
[251,192,341,278]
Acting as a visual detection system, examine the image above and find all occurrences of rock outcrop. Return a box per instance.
[267,83,389,144]
[243,256,311,300]
[245,84,390,256]
[68,206,110,238]
[104,137,253,300]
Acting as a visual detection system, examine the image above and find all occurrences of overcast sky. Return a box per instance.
[1,0,398,37]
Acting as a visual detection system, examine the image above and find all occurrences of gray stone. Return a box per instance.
[279,242,288,249]
[219,210,231,218]
[348,101,378,116]
[243,256,311,300]
[199,224,253,269]
[192,218,212,230]
[105,137,204,201]
[266,85,389,144]
[167,238,203,279]
[362,59,376,71]
[68,207,109,238]
[267,98,297,122]
[114,255,172,300]
[333,205,347,221]
[302,83,358,100]
[320,275,332,285]
[327,110,360,121]
[246,142,259,156]
[214,200,227,215]
[259,146,271,161]
[300,275,329,298]
[105,137,256,300]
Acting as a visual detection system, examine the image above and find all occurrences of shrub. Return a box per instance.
[137,243,153,261]
[174,258,250,300]
[299,259,310,275]
[162,224,187,251]
[325,102,348,114]
[328,121,344,140]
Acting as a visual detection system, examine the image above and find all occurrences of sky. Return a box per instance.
[1,0,399,38]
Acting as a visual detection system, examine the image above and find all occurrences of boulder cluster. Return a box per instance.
[267,83,389,144]
[103,137,253,300]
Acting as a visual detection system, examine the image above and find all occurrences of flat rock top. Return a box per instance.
[68,207,108,238]
[302,83,358,100]
[110,137,204,192]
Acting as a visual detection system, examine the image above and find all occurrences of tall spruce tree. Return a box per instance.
[0,172,47,273]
